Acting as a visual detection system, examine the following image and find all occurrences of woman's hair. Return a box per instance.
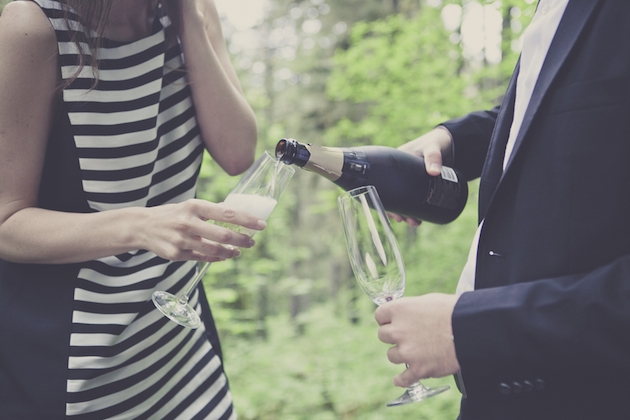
[62,0,179,87]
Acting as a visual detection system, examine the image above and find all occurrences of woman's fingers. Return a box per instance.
[142,199,268,261]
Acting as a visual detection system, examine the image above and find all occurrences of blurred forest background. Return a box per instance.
[0,0,536,418]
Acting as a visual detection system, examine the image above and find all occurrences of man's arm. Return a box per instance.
[376,254,630,393]
[452,255,630,398]
[441,105,500,181]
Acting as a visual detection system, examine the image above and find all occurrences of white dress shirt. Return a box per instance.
[456,0,571,295]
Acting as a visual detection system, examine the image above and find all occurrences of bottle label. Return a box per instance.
[425,171,461,211]
[342,150,369,177]
[440,166,458,183]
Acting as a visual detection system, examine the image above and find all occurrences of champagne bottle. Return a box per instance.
[275,138,468,224]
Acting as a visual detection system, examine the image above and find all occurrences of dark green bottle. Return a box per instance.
[275,138,468,224]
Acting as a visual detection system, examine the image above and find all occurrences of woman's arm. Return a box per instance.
[0,2,263,265]
[174,0,258,175]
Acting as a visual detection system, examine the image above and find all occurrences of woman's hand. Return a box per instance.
[140,199,266,263]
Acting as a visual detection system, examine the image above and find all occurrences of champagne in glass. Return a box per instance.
[215,193,278,235]
[338,185,449,407]
[152,151,295,329]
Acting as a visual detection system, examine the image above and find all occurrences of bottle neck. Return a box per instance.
[276,138,310,167]
[302,144,344,181]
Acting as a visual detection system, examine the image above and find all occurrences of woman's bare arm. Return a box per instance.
[0,2,263,265]
[175,0,258,176]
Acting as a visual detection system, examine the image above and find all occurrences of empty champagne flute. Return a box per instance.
[338,185,449,407]
[152,151,295,329]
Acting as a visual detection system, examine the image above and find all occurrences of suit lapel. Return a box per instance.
[480,0,600,219]
[502,0,599,172]
[478,62,518,220]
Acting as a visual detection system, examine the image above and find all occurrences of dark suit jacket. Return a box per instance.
[441,1,630,419]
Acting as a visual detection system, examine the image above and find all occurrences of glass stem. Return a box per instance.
[178,262,211,305]
[408,381,430,391]
[404,364,429,390]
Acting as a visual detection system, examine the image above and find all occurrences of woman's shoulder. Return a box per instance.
[0,1,58,85]
[0,1,57,61]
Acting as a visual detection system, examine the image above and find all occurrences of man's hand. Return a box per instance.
[398,126,454,175]
[375,294,460,387]
[389,126,454,225]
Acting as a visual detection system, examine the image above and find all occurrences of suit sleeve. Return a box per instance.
[441,105,500,181]
[452,254,630,399]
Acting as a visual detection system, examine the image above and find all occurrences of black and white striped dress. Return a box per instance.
[0,1,236,419]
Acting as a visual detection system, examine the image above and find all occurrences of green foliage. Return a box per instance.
[400,181,479,298]
[196,0,537,417]
[470,0,536,105]
[209,178,479,418]
[326,9,477,147]
[225,303,461,420]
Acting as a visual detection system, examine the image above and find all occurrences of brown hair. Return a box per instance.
[62,0,179,86]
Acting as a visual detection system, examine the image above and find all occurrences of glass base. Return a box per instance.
[152,290,202,329]
[386,383,450,407]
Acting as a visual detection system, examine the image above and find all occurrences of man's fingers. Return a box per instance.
[394,367,422,388]
[387,212,421,227]
[386,345,406,365]
[403,217,421,227]
[377,323,397,345]
[422,145,444,176]
[387,212,403,223]
[374,303,393,326]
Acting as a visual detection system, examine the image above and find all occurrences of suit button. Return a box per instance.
[535,379,546,391]
[512,381,523,394]
[523,380,534,393]
[498,383,512,395]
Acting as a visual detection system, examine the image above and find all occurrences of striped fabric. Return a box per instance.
[32,1,236,418]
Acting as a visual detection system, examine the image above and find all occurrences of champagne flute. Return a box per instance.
[152,151,295,329]
[337,185,449,407]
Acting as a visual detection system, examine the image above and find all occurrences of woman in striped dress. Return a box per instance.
[0,0,263,418]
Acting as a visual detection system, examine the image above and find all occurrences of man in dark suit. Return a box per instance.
[375,1,630,418]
